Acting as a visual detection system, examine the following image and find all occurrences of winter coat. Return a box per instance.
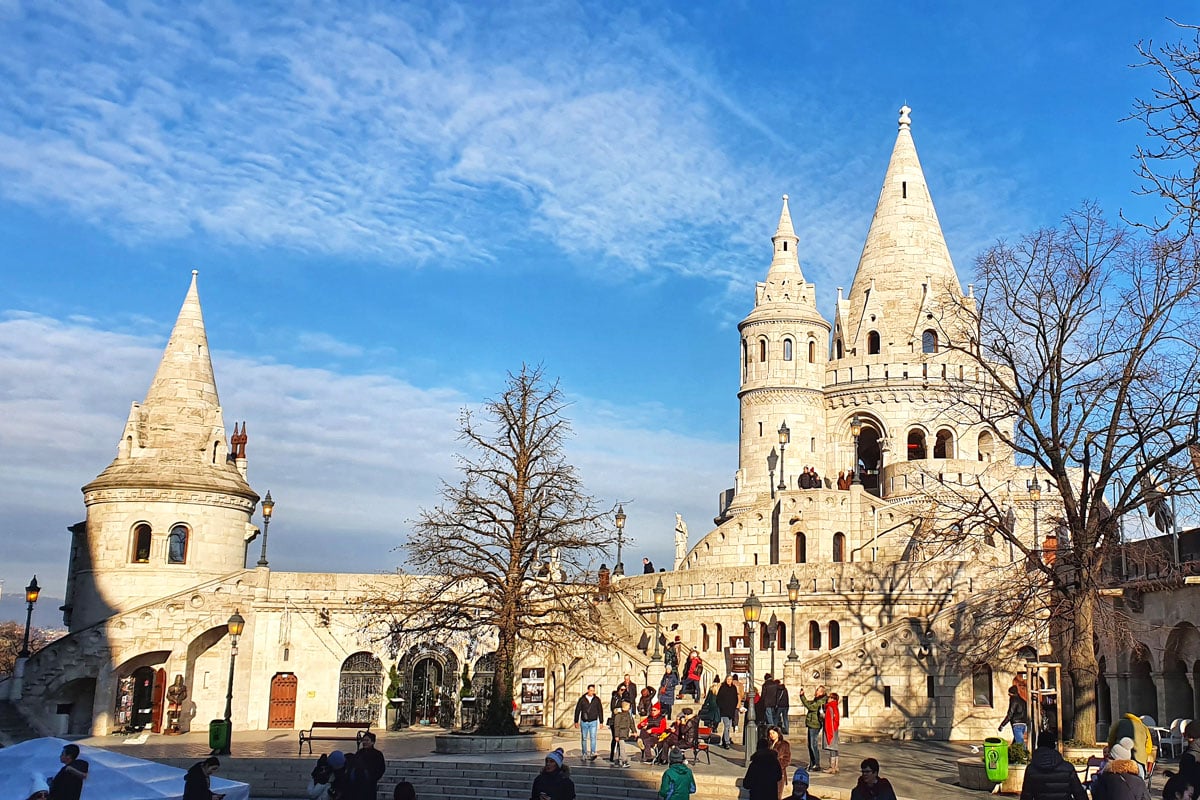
[800,693,825,729]
[658,763,696,799]
[717,682,741,718]
[1180,739,1200,784]
[823,698,840,746]
[1090,760,1150,800]
[182,763,214,800]
[1018,746,1087,800]
[611,709,636,739]
[659,673,680,701]
[685,656,704,682]
[1000,694,1029,728]
[761,679,779,709]
[530,768,577,800]
[700,690,721,724]
[306,778,332,800]
[574,694,604,723]
[743,749,784,800]
[775,684,790,710]
[356,747,386,787]
[850,777,898,800]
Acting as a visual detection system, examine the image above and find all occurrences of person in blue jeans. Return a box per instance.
[573,684,604,760]
[998,685,1028,745]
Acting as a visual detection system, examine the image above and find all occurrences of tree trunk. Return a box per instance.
[481,627,520,735]
[1065,591,1099,744]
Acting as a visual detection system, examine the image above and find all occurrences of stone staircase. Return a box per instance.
[0,700,40,746]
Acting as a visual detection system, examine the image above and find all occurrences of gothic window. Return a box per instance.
[835,339,844,359]
[907,429,927,460]
[759,339,767,362]
[714,623,723,651]
[832,532,846,563]
[783,338,793,361]
[808,340,816,363]
[167,524,189,564]
[867,331,880,355]
[742,340,749,382]
[922,329,939,354]
[775,622,786,650]
[828,620,841,649]
[794,532,806,564]
[701,624,710,652]
[759,622,770,650]
[972,664,994,707]
[132,524,152,563]
[808,621,822,650]
[977,430,994,462]
[934,429,955,459]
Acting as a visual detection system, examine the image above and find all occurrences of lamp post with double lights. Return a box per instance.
[19,576,40,658]
[650,577,666,662]
[850,415,863,485]
[742,591,762,760]
[787,573,800,661]
[778,422,791,491]
[256,490,275,567]
[218,610,246,756]
[614,505,627,577]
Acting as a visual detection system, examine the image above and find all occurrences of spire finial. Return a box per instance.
[899,105,912,129]
[782,194,789,202]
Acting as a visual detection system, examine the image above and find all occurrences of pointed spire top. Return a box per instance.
[774,194,796,240]
[766,194,802,283]
[143,271,221,415]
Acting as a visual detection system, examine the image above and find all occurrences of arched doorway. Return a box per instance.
[855,423,883,493]
[127,666,157,731]
[337,653,383,724]
[411,657,444,725]
[269,673,298,729]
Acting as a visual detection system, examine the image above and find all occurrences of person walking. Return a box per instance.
[1017,734,1086,800]
[998,685,1030,746]
[699,679,721,728]
[610,700,636,766]
[717,674,740,749]
[573,684,604,761]
[823,692,841,774]
[682,650,704,701]
[849,758,897,800]
[659,667,679,719]
[658,747,696,799]
[775,678,791,735]
[356,732,387,798]
[744,738,784,800]
[47,744,89,800]
[799,685,827,770]
[768,725,792,800]
[531,748,576,800]
[182,756,221,800]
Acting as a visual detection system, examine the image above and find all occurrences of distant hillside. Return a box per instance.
[0,593,64,631]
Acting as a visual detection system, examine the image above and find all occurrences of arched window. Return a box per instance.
[922,329,938,354]
[714,623,723,651]
[808,621,822,650]
[760,622,770,650]
[132,524,152,563]
[742,340,749,381]
[934,429,955,459]
[776,622,786,650]
[759,339,767,362]
[794,532,806,564]
[167,524,189,564]
[701,624,710,652]
[977,430,994,462]
[907,429,927,460]
[828,621,841,649]
[783,338,793,361]
[867,331,880,355]
[832,532,846,563]
[835,339,843,359]
[808,340,816,363]
[972,664,994,707]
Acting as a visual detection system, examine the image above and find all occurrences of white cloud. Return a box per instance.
[0,312,729,595]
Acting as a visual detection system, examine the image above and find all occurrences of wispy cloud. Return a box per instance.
[0,311,729,593]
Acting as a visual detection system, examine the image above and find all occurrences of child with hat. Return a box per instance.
[658,748,696,799]
[531,748,574,800]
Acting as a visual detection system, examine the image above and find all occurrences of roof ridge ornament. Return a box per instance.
[899,104,912,130]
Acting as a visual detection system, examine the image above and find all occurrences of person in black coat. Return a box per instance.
[744,737,784,800]
[48,744,89,800]
[1018,734,1086,800]
[998,685,1030,745]
[717,674,741,749]
[356,733,387,798]
[1089,758,1150,800]
[183,757,221,800]
[530,748,575,800]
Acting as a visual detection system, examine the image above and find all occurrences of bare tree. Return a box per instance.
[923,205,1200,743]
[0,622,51,676]
[375,365,618,735]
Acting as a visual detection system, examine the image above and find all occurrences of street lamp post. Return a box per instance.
[850,415,863,486]
[256,491,275,567]
[767,448,779,500]
[767,613,779,677]
[19,576,40,658]
[777,422,791,491]
[614,505,627,576]
[742,591,762,760]
[1027,477,1041,554]
[786,573,800,661]
[218,610,246,756]
[650,577,666,662]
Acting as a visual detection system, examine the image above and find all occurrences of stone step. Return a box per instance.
[0,700,40,746]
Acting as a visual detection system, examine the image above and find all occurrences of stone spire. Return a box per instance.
[841,106,964,353]
[85,272,255,497]
[765,194,802,283]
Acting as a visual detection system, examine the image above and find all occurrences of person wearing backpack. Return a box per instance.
[658,748,696,799]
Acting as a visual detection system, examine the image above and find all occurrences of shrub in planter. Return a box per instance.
[1009,743,1031,765]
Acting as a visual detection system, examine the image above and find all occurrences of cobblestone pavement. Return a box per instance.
[81,726,1178,799]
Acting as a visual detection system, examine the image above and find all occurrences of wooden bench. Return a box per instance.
[298,721,371,755]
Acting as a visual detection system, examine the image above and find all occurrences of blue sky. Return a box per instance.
[0,0,1192,625]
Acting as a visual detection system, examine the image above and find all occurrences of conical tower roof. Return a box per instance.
[743,195,826,322]
[85,272,255,498]
[843,106,964,350]
[765,194,802,283]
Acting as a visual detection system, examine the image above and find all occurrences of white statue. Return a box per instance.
[673,514,689,570]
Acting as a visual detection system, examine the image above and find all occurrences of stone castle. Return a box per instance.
[6,107,1191,742]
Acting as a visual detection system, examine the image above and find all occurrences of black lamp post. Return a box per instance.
[1027,478,1041,550]
[256,490,275,567]
[777,422,791,491]
[742,590,762,759]
[767,612,779,677]
[786,573,800,661]
[614,505,627,577]
[18,576,40,658]
[767,448,779,499]
[850,415,863,486]
[650,577,666,662]
[219,610,246,756]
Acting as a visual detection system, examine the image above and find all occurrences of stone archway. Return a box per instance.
[396,643,460,729]
[1164,623,1200,721]
[1129,645,1158,719]
[112,651,170,733]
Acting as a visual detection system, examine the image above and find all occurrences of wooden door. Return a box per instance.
[269,673,298,729]
[150,668,166,733]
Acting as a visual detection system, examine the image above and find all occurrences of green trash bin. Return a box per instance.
[208,719,230,752]
[983,736,1009,782]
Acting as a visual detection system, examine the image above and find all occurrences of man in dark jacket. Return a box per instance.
[355,732,386,798]
[573,684,604,760]
[48,744,89,800]
[850,758,896,800]
[761,674,779,726]
[717,674,741,749]
[776,678,792,735]
[1179,720,1200,784]
[1018,733,1086,800]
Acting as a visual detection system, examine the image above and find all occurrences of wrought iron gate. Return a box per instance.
[337,652,383,723]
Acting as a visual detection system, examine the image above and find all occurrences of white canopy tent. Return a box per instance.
[0,737,250,800]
